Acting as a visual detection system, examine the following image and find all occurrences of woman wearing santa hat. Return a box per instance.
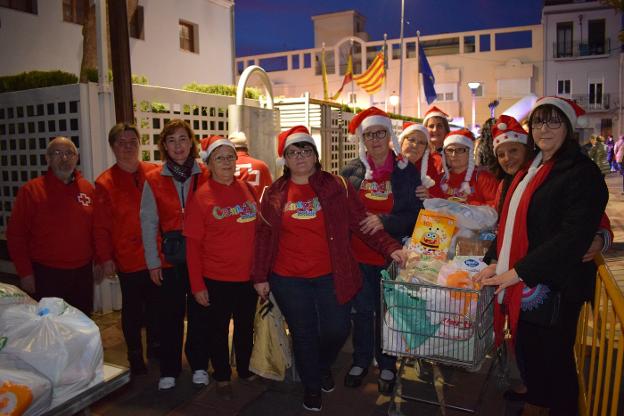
[340,107,422,394]
[252,125,407,411]
[140,119,209,390]
[427,128,498,206]
[477,97,609,415]
[399,121,443,199]
[183,135,259,399]
[422,105,452,152]
[487,114,614,404]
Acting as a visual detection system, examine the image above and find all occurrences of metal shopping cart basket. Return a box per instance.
[380,262,496,415]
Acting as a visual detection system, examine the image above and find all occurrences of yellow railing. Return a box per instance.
[575,254,624,416]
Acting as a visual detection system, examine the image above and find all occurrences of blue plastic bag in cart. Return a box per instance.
[382,272,438,351]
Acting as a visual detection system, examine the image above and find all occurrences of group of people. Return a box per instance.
[6,95,612,414]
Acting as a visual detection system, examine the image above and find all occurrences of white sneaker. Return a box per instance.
[158,376,176,390]
[192,370,209,386]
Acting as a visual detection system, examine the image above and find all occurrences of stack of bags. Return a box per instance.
[0,284,104,416]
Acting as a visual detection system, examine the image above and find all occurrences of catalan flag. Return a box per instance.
[353,52,385,95]
[330,54,353,100]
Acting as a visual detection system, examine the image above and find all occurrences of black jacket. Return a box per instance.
[340,158,422,242]
[487,140,609,302]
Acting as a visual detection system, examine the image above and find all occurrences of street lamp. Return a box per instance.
[389,92,400,114]
[468,82,481,132]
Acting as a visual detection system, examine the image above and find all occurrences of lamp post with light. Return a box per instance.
[389,93,400,114]
[468,82,481,132]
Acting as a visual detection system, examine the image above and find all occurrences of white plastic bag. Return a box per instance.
[0,298,104,407]
[0,284,35,314]
[0,354,52,416]
[423,198,498,231]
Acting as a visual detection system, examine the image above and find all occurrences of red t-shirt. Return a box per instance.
[184,178,257,293]
[235,151,273,197]
[429,168,498,207]
[273,182,332,278]
[351,176,394,266]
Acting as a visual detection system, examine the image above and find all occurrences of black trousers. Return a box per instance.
[158,265,206,377]
[194,278,257,382]
[517,299,583,415]
[117,269,160,359]
[33,262,93,315]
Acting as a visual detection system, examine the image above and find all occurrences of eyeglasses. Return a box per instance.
[444,147,468,156]
[531,119,562,130]
[49,150,77,158]
[285,149,314,159]
[363,130,388,141]
[213,154,237,163]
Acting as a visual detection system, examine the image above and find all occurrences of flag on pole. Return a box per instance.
[353,52,385,95]
[418,43,437,104]
[330,54,353,100]
[321,46,329,100]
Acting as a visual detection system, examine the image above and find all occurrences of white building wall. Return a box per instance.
[542,1,622,139]
[0,0,234,88]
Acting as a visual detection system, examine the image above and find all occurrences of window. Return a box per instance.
[556,22,573,57]
[589,82,603,106]
[434,83,457,102]
[129,5,144,40]
[464,36,475,53]
[179,20,198,53]
[498,78,531,98]
[557,79,571,95]
[0,0,37,14]
[480,34,491,52]
[471,83,484,97]
[63,0,87,24]
[588,19,606,55]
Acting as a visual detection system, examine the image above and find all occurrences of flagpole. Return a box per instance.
[398,0,405,115]
[416,30,421,118]
[383,33,388,112]
[350,38,354,107]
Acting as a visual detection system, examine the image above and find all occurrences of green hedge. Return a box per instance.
[0,70,78,93]
[82,68,148,85]
[183,83,261,99]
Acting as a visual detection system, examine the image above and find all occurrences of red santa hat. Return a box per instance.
[399,122,435,188]
[348,106,407,180]
[422,106,451,127]
[491,115,528,152]
[199,135,236,162]
[276,125,317,166]
[530,96,588,128]
[442,129,476,195]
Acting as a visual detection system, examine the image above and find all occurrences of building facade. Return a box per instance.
[542,0,623,140]
[0,0,235,88]
[236,11,545,131]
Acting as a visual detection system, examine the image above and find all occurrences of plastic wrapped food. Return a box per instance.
[0,354,52,416]
[423,198,497,231]
[410,209,456,258]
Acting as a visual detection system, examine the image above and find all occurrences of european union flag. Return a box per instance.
[419,43,437,105]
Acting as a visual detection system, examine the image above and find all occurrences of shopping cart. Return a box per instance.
[380,262,496,415]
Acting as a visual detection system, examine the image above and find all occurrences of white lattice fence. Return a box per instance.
[0,84,85,232]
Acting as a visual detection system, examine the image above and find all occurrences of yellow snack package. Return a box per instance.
[410,209,456,258]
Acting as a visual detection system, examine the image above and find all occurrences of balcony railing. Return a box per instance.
[571,93,611,111]
[553,39,610,58]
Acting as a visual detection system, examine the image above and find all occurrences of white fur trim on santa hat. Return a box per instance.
[201,138,236,162]
[420,148,435,188]
[423,111,449,127]
[493,131,528,151]
[398,124,429,144]
[532,96,588,128]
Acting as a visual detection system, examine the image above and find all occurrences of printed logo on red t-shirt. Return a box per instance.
[212,201,257,223]
[77,192,92,206]
[360,179,392,201]
[284,197,321,220]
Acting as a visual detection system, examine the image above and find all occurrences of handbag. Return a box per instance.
[161,230,186,265]
[519,284,561,327]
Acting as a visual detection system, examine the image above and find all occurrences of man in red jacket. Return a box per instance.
[93,123,160,375]
[229,131,273,196]
[7,136,94,315]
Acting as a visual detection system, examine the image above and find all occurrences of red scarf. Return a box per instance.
[494,155,554,347]
[367,151,394,182]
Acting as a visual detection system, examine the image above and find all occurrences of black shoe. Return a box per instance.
[503,389,527,402]
[303,389,322,412]
[377,371,396,395]
[320,371,335,393]
[344,366,368,388]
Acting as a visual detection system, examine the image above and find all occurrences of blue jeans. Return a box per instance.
[351,263,397,371]
[269,273,351,392]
